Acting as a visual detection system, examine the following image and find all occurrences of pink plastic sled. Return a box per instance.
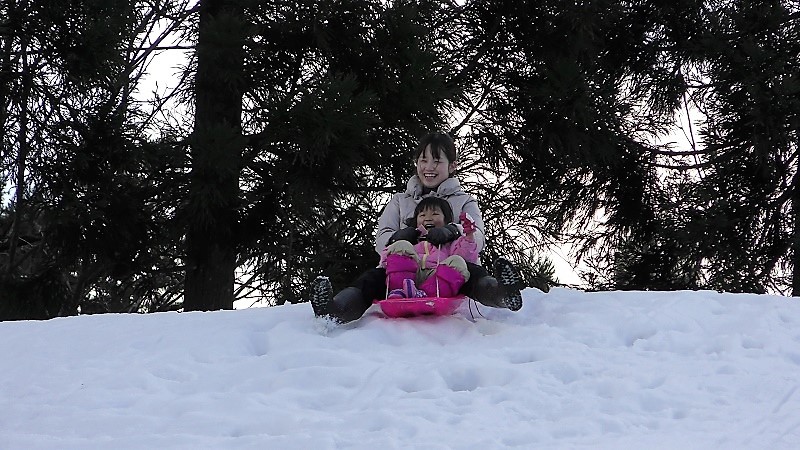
[373,295,466,318]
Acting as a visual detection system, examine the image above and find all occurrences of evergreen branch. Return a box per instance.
[649,147,709,157]
[135,64,193,135]
[4,45,195,59]
[649,161,711,170]
[451,77,495,134]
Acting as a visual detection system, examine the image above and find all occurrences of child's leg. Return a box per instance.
[419,255,469,298]
[311,267,386,323]
[384,241,420,291]
[460,262,488,297]
[469,258,525,311]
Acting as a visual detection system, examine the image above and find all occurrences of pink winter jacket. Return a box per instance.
[379,235,479,269]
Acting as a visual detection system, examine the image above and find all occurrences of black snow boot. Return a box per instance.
[493,257,524,311]
[311,276,369,324]
[311,276,334,318]
[471,257,525,311]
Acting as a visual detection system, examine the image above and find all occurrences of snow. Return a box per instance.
[2,288,800,449]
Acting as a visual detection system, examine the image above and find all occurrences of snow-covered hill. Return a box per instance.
[2,288,799,449]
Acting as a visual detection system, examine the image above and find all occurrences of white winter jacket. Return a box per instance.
[375,176,485,262]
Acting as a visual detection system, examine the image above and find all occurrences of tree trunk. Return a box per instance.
[793,143,800,297]
[7,35,30,275]
[184,0,245,311]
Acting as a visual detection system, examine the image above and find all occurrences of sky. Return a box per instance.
[2,287,799,449]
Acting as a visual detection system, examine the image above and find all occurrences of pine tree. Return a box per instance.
[183,0,246,311]
[230,1,465,305]
[1,1,189,318]
[457,0,679,287]
[689,0,800,293]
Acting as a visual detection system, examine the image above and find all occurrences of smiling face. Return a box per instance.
[416,144,456,190]
[416,205,446,229]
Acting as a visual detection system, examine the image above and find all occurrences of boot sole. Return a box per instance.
[494,258,523,311]
[311,276,333,317]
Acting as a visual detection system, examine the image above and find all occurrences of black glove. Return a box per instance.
[425,223,460,246]
[388,227,420,245]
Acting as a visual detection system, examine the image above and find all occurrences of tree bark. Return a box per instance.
[7,35,30,275]
[793,141,800,297]
[184,0,244,311]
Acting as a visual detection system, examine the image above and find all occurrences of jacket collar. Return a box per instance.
[406,176,463,199]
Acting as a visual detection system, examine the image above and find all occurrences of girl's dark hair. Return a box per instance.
[414,131,456,162]
[405,197,454,227]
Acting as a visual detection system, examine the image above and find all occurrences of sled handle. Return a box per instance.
[412,229,442,297]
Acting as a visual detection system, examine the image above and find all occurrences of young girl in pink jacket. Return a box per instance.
[379,197,478,299]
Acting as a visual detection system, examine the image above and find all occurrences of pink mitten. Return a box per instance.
[460,212,476,235]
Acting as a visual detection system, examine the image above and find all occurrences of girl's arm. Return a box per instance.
[375,194,403,254]
[461,197,485,253]
[449,236,480,264]
[450,212,479,263]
